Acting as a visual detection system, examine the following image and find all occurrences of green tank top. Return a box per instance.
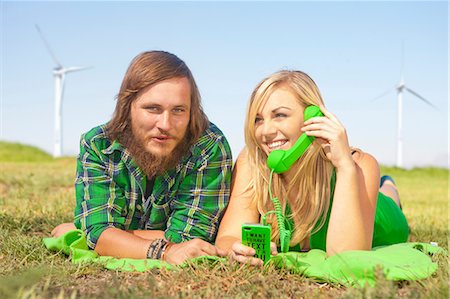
[284,171,409,252]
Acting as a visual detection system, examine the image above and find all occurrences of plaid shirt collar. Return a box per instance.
[99,135,201,197]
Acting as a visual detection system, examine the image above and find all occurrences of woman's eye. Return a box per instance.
[255,117,263,124]
[275,113,287,118]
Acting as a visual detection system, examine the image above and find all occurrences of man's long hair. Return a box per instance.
[106,51,209,146]
[244,70,334,247]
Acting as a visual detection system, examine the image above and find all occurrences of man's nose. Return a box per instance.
[156,111,172,132]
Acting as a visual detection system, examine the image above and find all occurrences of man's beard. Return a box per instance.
[120,126,193,178]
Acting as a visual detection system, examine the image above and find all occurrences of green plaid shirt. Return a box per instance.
[74,122,232,249]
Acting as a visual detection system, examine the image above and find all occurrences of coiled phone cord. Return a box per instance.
[261,169,292,253]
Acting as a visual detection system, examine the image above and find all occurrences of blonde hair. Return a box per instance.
[244,70,334,246]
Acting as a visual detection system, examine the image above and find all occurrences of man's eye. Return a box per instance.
[146,106,160,112]
[173,108,185,113]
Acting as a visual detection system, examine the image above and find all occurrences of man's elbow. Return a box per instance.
[82,224,113,252]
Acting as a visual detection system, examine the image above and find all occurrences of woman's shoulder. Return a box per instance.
[232,148,256,183]
[351,148,379,173]
[230,147,256,200]
[235,147,253,165]
[234,147,252,172]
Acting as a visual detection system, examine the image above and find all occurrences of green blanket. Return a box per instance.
[43,230,445,287]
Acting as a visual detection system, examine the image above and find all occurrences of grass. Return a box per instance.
[0,142,448,298]
[0,141,53,163]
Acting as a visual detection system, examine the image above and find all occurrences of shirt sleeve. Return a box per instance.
[73,135,127,249]
[164,136,233,243]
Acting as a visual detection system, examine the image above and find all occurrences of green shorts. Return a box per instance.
[310,192,409,251]
[372,192,409,247]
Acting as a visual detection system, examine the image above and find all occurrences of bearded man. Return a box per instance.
[52,51,232,264]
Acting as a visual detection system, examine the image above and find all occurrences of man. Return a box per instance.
[52,51,232,264]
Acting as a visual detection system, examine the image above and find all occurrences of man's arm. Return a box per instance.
[51,223,165,243]
[73,131,161,257]
[165,130,233,243]
[95,227,153,258]
[74,129,228,262]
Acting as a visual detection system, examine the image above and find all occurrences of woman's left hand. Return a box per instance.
[301,105,354,170]
[229,241,278,266]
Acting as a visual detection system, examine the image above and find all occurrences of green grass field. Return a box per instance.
[0,142,448,298]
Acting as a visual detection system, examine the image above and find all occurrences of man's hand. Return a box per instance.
[51,222,76,237]
[164,238,227,265]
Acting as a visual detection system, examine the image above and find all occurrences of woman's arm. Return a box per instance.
[215,149,260,252]
[326,151,379,255]
[302,105,379,255]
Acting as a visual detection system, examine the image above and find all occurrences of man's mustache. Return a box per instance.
[153,129,176,139]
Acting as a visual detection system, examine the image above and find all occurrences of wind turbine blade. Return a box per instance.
[63,66,92,73]
[35,24,62,67]
[401,40,405,80]
[405,87,438,110]
[370,86,395,102]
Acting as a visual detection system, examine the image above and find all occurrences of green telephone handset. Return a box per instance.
[264,105,324,253]
[267,105,324,174]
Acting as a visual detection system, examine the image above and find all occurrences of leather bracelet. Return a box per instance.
[146,240,157,259]
[146,239,168,260]
[161,242,173,261]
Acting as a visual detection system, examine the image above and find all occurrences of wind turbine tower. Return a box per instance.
[36,25,90,157]
[394,75,437,168]
[374,47,436,168]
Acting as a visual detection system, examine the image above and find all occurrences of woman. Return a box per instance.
[215,70,409,265]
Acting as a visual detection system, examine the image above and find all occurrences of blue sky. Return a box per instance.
[1,1,448,168]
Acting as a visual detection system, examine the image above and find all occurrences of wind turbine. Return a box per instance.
[373,46,437,168]
[35,25,90,157]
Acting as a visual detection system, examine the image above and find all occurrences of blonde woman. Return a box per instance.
[215,70,408,265]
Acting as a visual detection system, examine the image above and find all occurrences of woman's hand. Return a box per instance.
[230,241,278,266]
[302,105,354,170]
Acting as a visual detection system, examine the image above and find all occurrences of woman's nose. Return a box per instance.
[261,120,277,137]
